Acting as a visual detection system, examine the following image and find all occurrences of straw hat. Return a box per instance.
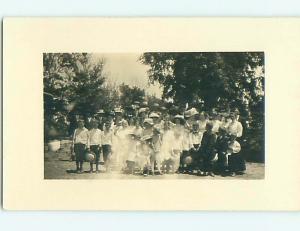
[149,112,160,118]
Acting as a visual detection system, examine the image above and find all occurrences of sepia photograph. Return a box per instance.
[44,52,265,180]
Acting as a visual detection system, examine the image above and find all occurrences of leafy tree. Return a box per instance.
[119,83,145,109]
[43,53,114,140]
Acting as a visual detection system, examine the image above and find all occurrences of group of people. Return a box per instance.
[71,106,245,177]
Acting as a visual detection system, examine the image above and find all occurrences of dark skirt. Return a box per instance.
[228,153,246,172]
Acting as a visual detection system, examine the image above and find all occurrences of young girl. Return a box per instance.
[72,120,89,173]
[140,118,154,176]
[101,121,114,172]
[169,130,183,173]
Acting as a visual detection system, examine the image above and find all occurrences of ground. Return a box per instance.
[44,141,265,180]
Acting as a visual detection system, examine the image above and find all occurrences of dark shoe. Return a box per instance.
[236,171,245,175]
[208,172,215,177]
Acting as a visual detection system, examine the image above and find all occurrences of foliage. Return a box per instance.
[43,53,117,140]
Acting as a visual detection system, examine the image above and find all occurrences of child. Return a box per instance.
[88,119,102,173]
[200,122,217,177]
[140,118,154,176]
[179,122,192,173]
[190,122,203,174]
[101,121,114,172]
[215,127,230,175]
[150,127,163,175]
[71,119,89,173]
[125,131,138,174]
[169,130,183,173]
[227,135,244,176]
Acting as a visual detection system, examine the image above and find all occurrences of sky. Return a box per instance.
[92,53,162,97]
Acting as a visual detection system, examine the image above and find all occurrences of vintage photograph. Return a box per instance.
[44,52,265,179]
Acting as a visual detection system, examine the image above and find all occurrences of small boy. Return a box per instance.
[200,122,217,177]
[215,127,230,175]
[101,121,114,172]
[150,127,163,175]
[190,122,203,174]
[88,119,102,173]
[71,120,89,173]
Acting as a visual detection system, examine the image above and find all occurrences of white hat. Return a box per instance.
[174,114,184,120]
[184,110,192,118]
[138,108,147,114]
[149,112,160,118]
[114,107,123,113]
[143,118,154,126]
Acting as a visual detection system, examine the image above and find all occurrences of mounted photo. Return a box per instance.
[44,52,265,180]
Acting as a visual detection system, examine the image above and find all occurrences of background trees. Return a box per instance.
[43,53,114,140]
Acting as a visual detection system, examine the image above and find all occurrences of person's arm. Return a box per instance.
[72,129,76,149]
[237,122,243,137]
[86,130,90,149]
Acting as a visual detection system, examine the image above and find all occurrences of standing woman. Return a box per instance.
[227,112,245,175]
[72,119,90,173]
[227,113,243,138]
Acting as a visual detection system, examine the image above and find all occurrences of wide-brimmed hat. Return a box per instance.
[96,109,105,114]
[138,108,147,114]
[143,118,154,126]
[114,107,123,113]
[174,114,185,120]
[149,112,160,118]
[184,110,192,118]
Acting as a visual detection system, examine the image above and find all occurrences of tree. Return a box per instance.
[119,83,145,109]
[43,53,113,140]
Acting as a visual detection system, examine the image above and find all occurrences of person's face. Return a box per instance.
[199,114,205,120]
[175,119,180,125]
[226,117,232,123]
[92,122,98,129]
[116,114,122,120]
[153,117,159,124]
[135,120,140,128]
[144,123,151,129]
[105,123,111,130]
[78,121,84,128]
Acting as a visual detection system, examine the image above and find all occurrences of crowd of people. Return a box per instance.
[71,105,245,177]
